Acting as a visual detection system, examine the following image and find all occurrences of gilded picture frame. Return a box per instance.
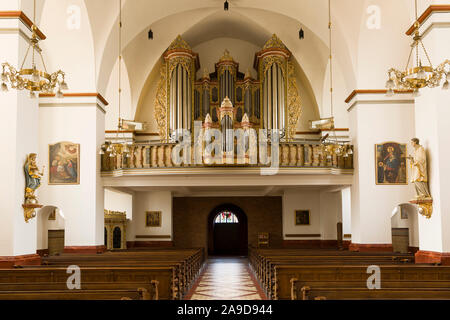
[146,211,162,227]
[375,142,408,185]
[295,210,310,225]
[49,142,80,185]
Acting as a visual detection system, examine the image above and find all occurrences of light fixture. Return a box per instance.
[1,0,68,97]
[299,28,304,40]
[386,0,450,94]
[224,0,229,11]
[148,29,153,40]
[99,0,134,158]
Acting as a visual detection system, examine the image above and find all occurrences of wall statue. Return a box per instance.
[408,138,431,200]
[24,153,44,204]
[23,153,44,222]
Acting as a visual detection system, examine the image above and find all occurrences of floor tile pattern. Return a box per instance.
[187,258,266,300]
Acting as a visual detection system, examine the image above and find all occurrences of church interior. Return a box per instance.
[0,0,450,301]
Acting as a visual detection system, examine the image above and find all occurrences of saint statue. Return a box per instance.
[408,138,431,200]
[24,153,44,204]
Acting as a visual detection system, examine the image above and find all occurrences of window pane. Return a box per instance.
[214,211,239,224]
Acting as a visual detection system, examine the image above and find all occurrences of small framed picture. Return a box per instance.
[295,210,310,225]
[146,211,162,227]
[400,207,408,220]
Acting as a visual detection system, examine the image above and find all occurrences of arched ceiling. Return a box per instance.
[182,10,269,48]
[99,3,348,119]
[27,0,424,121]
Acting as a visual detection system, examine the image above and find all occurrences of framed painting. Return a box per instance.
[295,210,310,225]
[146,211,162,227]
[49,142,80,185]
[375,142,408,185]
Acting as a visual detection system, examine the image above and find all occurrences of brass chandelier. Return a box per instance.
[385,0,449,96]
[99,0,132,158]
[1,0,68,98]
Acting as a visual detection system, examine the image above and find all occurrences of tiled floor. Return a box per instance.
[186,257,267,300]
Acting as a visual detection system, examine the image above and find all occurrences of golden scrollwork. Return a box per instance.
[261,56,286,78]
[219,49,235,62]
[263,34,288,50]
[154,62,167,141]
[419,202,433,219]
[287,61,302,140]
[168,56,193,79]
[167,35,191,51]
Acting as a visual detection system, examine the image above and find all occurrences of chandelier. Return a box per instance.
[99,0,133,158]
[1,0,68,98]
[385,0,449,96]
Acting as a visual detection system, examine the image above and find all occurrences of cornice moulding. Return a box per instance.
[0,11,45,40]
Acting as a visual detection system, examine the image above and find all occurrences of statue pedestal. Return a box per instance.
[409,199,433,219]
[22,203,43,223]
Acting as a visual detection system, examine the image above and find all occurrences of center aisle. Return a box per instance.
[185,257,267,300]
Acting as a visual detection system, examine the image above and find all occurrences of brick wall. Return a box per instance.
[173,197,282,252]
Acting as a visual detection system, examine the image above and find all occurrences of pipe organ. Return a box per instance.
[157,34,301,142]
[255,34,292,136]
[163,36,199,141]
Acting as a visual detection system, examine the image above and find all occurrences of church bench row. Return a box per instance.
[256,257,413,292]
[291,279,450,300]
[297,286,450,300]
[41,261,192,295]
[248,248,414,294]
[0,266,176,299]
[0,288,151,300]
[41,249,204,296]
[272,264,450,300]
[41,248,205,296]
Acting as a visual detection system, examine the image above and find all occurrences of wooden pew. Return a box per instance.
[0,266,175,299]
[273,264,450,300]
[0,288,151,300]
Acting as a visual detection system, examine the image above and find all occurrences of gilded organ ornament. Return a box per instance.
[154,63,167,141]
[287,62,302,140]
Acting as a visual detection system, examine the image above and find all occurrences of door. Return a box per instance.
[48,230,64,256]
[214,223,241,255]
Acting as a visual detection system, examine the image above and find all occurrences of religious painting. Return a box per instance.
[49,142,80,185]
[295,210,310,225]
[146,211,161,227]
[375,142,407,185]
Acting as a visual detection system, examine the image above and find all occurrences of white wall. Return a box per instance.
[283,190,321,239]
[131,191,173,241]
[104,188,133,219]
[38,98,105,247]
[341,187,352,236]
[413,17,450,254]
[320,191,341,240]
[349,94,416,245]
[0,17,39,257]
[39,0,97,92]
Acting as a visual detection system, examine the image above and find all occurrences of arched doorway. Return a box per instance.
[113,227,122,249]
[208,204,248,256]
[37,206,66,256]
